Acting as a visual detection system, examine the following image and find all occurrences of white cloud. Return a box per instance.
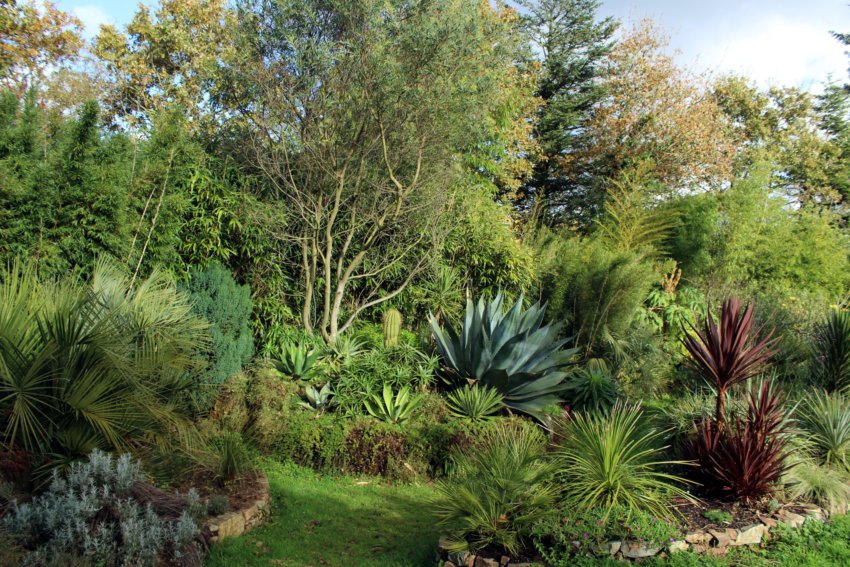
[686,16,847,91]
[72,5,112,39]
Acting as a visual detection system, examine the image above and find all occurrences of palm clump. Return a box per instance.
[0,259,208,478]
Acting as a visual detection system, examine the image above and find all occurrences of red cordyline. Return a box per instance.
[681,298,779,430]
[686,380,791,502]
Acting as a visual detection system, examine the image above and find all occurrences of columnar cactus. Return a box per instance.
[382,308,402,347]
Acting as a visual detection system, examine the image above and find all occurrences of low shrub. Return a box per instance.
[533,505,680,566]
[4,450,206,566]
[339,419,411,477]
[206,494,229,516]
[557,402,695,520]
[432,422,556,555]
[703,509,733,524]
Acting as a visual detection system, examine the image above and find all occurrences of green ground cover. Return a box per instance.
[207,460,440,567]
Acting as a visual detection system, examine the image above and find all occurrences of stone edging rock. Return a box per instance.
[437,503,839,565]
[206,471,271,543]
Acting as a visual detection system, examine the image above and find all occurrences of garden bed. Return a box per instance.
[437,502,843,565]
[203,470,271,543]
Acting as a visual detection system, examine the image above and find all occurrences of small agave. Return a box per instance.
[300,382,334,412]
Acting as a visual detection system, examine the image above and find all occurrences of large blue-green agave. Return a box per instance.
[429,293,577,421]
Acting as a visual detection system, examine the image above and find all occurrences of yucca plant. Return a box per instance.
[797,389,850,469]
[446,384,504,421]
[682,297,778,429]
[432,423,556,555]
[686,380,791,502]
[429,293,576,421]
[364,383,422,424]
[557,402,696,520]
[271,341,321,380]
[813,309,850,391]
[300,382,335,412]
[0,259,208,478]
[564,360,620,413]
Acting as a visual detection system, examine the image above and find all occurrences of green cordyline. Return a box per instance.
[681,298,778,430]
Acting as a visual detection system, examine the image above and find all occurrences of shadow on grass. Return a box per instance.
[207,462,440,567]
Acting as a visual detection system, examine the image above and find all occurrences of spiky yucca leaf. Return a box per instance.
[430,293,576,421]
[814,309,850,391]
[564,361,619,413]
[446,385,504,421]
[797,389,850,469]
[682,298,778,427]
[557,402,696,520]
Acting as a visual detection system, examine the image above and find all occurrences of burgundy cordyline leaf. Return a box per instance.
[686,380,791,502]
[682,298,779,427]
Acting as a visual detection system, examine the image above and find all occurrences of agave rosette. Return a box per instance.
[430,293,576,420]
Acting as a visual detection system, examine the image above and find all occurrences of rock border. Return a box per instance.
[206,471,271,543]
[437,502,843,565]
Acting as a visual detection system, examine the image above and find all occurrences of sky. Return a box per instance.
[56,0,850,92]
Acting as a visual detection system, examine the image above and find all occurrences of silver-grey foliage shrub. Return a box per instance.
[5,449,202,566]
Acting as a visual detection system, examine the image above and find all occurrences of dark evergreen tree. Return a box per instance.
[517,0,617,230]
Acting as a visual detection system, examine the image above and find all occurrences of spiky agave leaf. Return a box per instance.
[430,293,576,421]
[364,383,421,424]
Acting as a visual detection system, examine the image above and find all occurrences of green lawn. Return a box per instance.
[206,460,441,567]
